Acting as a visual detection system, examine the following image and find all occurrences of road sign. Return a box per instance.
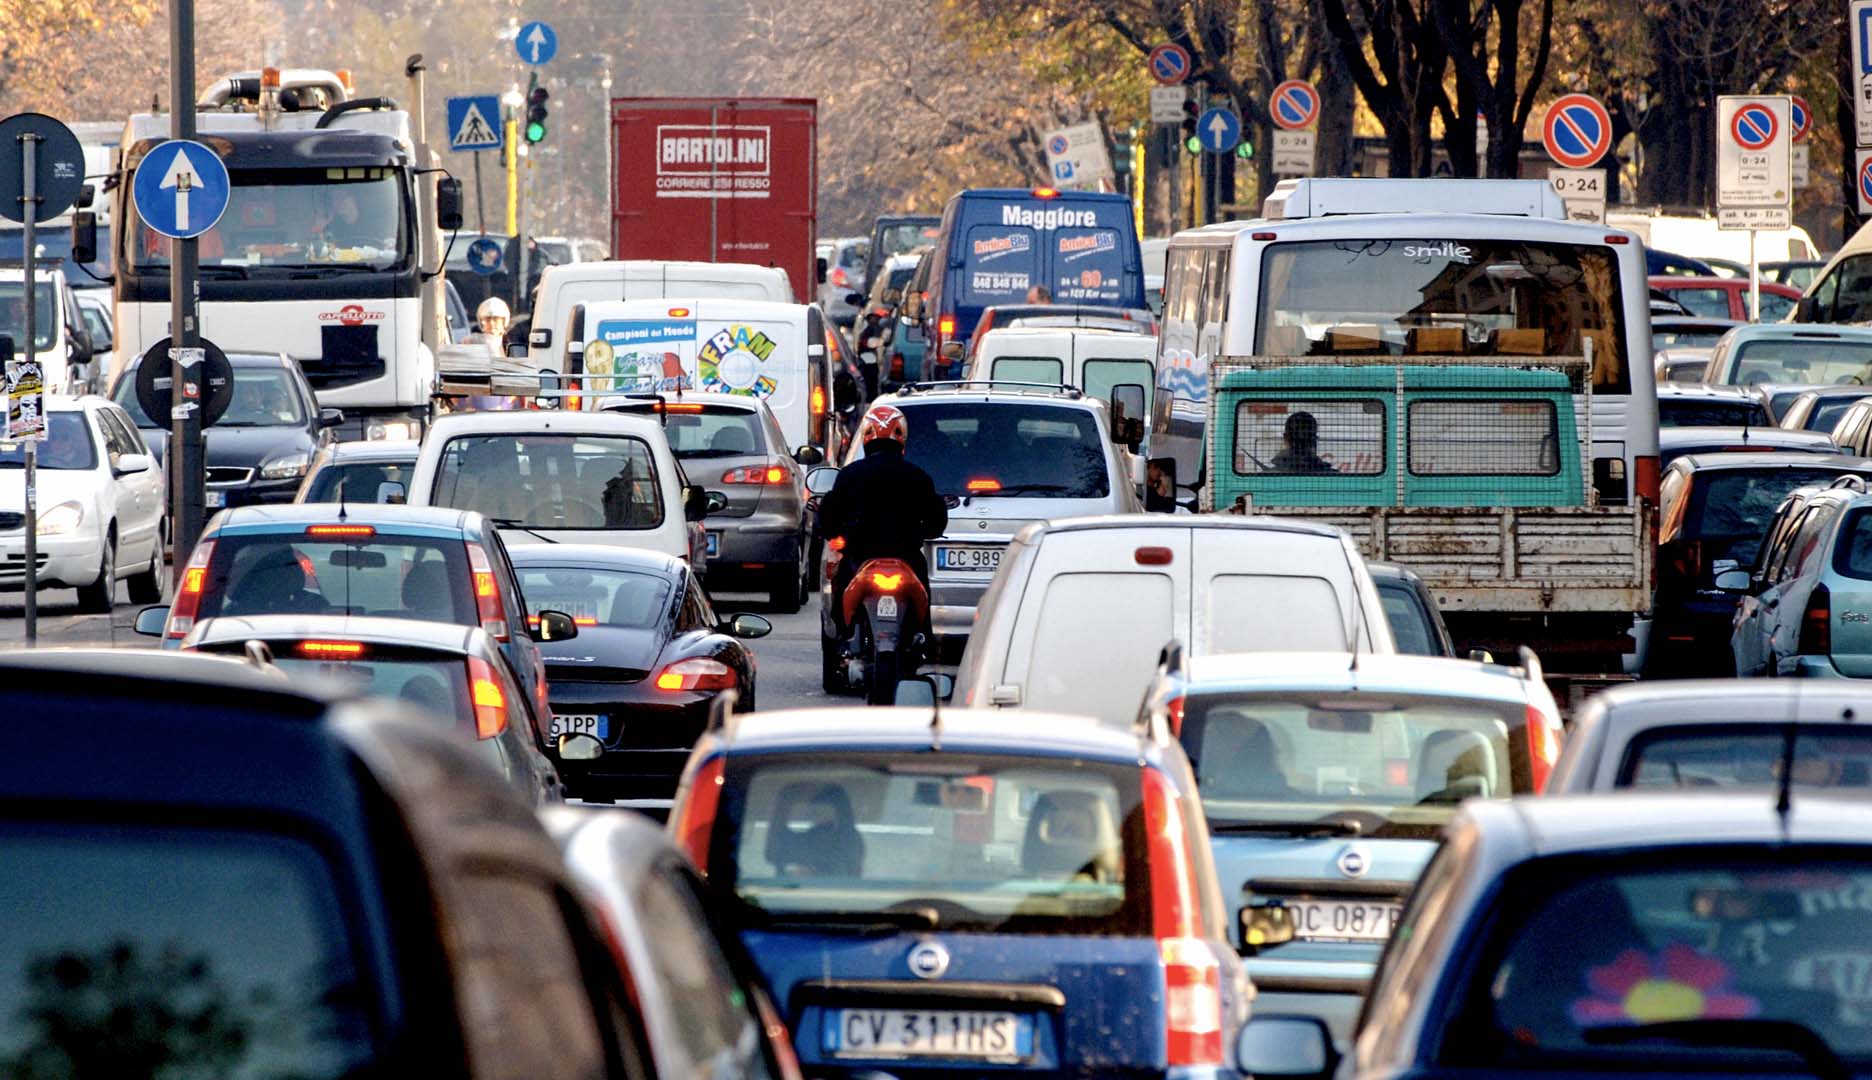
[1150,86,1187,124]
[1858,150,1872,215]
[1041,122,1114,188]
[135,337,234,427]
[1548,168,1607,225]
[1541,93,1612,169]
[516,20,558,65]
[1856,1,1872,145]
[1272,130,1315,176]
[0,114,86,224]
[1269,80,1319,131]
[5,358,44,441]
[446,96,503,153]
[467,236,503,275]
[1794,143,1811,188]
[1147,43,1192,86]
[1197,107,1241,153]
[1718,207,1793,231]
[1716,95,1791,209]
[131,139,230,239]
[1791,95,1812,143]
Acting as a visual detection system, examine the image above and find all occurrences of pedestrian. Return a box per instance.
[1025,284,1053,304]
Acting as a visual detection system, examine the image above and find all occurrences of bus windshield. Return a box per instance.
[1256,239,1630,393]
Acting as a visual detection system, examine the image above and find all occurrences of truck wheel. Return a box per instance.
[768,563,802,614]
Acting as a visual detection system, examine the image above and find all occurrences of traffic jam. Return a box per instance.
[5,21,1872,1080]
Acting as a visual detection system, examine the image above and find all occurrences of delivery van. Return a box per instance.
[525,260,795,371]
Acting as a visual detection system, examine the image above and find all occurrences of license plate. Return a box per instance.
[1272,899,1403,943]
[829,1009,1032,1060]
[706,531,720,557]
[205,490,226,508]
[935,544,1002,572]
[549,713,608,740]
[876,595,898,618]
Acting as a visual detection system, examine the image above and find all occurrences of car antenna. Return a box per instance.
[1775,681,1803,833]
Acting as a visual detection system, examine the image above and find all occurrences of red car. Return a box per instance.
[1649,274,1802,322]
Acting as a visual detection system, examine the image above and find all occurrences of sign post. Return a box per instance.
[1855,1,1872,147]
[1269,80,1318,178]
[1716,95,1793,322]
[1541,93,1613,223]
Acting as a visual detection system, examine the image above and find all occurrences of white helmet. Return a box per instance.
[476,297,510,321]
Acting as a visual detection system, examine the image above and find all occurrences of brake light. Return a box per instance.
[811,386,826,416]
[464,541,509,641]
[1251,231,1277,241]
[1604,234,1629,244]
[1165,695,1185,736]
[1800,584,1832,656]
[673,755,725,872]
[722,463,787,484]
[828,536,846,551]
[1135,545,1174,566]
[659,402,705,413]
[655,657,736,691]
[830,266,849,287]
[1032,187,1059,199]
[165,539,217,639]
[938,315,956,338]
[466,655,508,738]
[870,571,903,591]
[1525,705,1561,793]
[298,640,365,658]
[1144,766,1220,1065]
[889,353,904,379]
[1634,455,1661,504]
[306,524,374,538]
[965,478,1001,493]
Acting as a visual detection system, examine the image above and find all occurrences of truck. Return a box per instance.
[110,66,462,442]
[608,98,817,308]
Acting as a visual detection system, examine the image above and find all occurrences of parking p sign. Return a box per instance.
[1040,122,1113,189]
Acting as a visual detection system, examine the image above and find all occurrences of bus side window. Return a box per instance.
[1166,248,1203,327]
[1198,249,1230,348]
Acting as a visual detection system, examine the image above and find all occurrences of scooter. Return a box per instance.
[829,554,929,705]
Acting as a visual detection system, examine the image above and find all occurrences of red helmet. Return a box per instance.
[858,404,909,447]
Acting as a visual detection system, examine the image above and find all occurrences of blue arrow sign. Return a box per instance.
[132,139,230,240]
[467,236,503,276]
[1198,107,1242,153]
[446,95,503,152]
[516,20,558,66]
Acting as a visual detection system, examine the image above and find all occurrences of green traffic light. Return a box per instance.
[1236,140,1254,159]
[1184,135,1202,155]
[526,121,546,143]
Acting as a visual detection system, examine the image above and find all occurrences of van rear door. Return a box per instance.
[1192,529,1359,654]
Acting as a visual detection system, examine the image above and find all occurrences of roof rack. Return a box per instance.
[1830,474,1869,492]
[899,379,1083,399]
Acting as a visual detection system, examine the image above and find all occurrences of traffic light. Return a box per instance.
[524,74,549,144]
[1236,139,1254,160]
[1111,127,1134,176]
[1181,99,1201,155]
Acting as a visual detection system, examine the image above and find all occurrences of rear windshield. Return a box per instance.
[431,433,663,530]
[271,652,475,729]
[1685,468,1849,566]
[1729,338,1872,385]
[514,565,673,629]
[660,408,768,460]
[1657,398,1771,429]
[716,753,1149,936]
[1179,692,1525,839]
[199,533,474,624]
[879,222,940,260]
[0,822,374,1075]
[988,355,1063,384]
[890,401,1110,498]
[1618,724,1872,789]
[302,460,417,503]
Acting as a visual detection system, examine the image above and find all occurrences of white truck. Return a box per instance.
[110,67,462,441]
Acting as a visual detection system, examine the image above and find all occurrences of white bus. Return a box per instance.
[1151,178,1659,509]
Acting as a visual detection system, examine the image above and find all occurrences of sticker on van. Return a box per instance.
[591,320,697,392]
[699,325,781,397]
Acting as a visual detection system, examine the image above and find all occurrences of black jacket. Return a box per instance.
[816,441,948,560]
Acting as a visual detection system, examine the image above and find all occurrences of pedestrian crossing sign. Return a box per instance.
[446,95,503,153]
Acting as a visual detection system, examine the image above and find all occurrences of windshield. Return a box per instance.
[0,223,113,280]
[198,534,474,624]
[1654,327,1731,351]
[1179,692,1524,838]
[1729,338,1872,386]
[0,413,95,470]
[301,461,416,503]
[0,822,374,1076]
[1377,583,1441,656]
[117,365,306,428]
[878,223,939,260]
[1657,398,1769,429]
[514,566,672,629]
[1686,468,1849,566]
[660,409,769,459]
[1474,857,1872,1067]
[133,168,407,274]
[717,753,1148,935]
[0,283,56,352]
[1619,725,1872,789]
[1257,239,1631,393]
[273,653,474,728]
[889,401,1109,498]
[432,434,664,530]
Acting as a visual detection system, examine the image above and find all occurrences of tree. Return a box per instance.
[1434,0,1556,177]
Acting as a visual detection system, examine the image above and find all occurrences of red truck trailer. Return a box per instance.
[609,97,819,304]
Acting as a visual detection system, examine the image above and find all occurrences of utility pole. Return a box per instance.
[168,0,205,577]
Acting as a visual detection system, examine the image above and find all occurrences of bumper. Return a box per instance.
[210,477,303,509]
[1782,654,1852,678]
[0,532,102,589]
[704,512,801,578]
[547,693,715,799]
[929,579,989,638]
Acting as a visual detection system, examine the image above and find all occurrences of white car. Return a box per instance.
[0,395,165,612]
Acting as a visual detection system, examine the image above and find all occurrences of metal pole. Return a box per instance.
[169,0,205,581]
[474,150,486,236]
[517,152,529,314]
[19,133,38,644]
[1749,227,1761,321]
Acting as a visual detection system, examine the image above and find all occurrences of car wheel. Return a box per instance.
[125,528,164,604]
[767,562,802,614]
[75,530,115,614]
[735,679,756,713]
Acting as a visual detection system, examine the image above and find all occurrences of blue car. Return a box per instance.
[668,705,1251,1078]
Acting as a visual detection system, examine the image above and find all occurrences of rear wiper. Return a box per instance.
[1585,1019,1848,1080]
[489,518,559,544]
[758,906,941,932]
[1207,819,1364,837]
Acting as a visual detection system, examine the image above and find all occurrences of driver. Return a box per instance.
[815,404,948,634]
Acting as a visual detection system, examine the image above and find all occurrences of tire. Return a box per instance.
[76,531,115,614]
[867,648,899,706]
[807,537,823,591]
[735,679,756,713]
[821,633,846,695]
[126,528,165,604]
[767,562,802,614]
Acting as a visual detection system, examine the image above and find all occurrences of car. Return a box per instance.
[852,252,922,396]
[1763,258,1826,290]
[1645,247,1718,276]
[1139,649,1561,1045]
[1826,397,1872,457]
[0,395,164,612]
[966,301,1155,345]
[1369,562,1455,657]
[114,350,343,507]
[525,259,797,372]
[1654,347,1715,384]
[1724,478,1872,677]
[1237,793,1872,1080]
[1777,386,1872,433]
[1753,382,1822,423]
[180,613,566,805]
[1647,274,1803,322]
[1648,290,1692,317]
[666,706,1253,1079]
[1655,383,1773,429]
[1650,315,1742,355]
[1,265,96,395]
[883,250,935,387]
[506,544,769,802]
[813,385,1146,664]
[1648,454,1872,678]
[542,805,806,1079]
[405,408,710,568]
[1701,322,1872,386]
[603,395,815,611]
[0,648,661,1077]
[296,439,421,503]
[72,290,114,390]
[859,213,939,297]
[1551,680,1872,792]
[962,325,1159,451]
[1657,425,1839,468]
[950,515,1394,726]
[817,235,869,325]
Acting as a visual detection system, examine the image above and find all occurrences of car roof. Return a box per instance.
[1023,513,1350,542]
[1657,427,1838,450]
[423,409,668,438]
[188,614,482,653]
[122,351,291,369]
[209,502,475,531]
[1656,383,1759,401]
[710,707,1168,766]
[1577,679,1872,730]
[1670,451,1872,473]
[1724,323,1872,343]
[979,325,1153,341]
[503,542,686,576]
[1652,275,1800,293]
[1461,791,1872,854]
[0,647,340,708]
[327,439,421,460]
[573,297,808,321]
[1792,385,1872,400]
[880,383,1093,406]
[1180,652,1534,705]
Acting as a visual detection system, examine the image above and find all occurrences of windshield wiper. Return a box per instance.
[489,518,559,544]
[194,265,248,279]
[758,906,941,932]
[1208,819,1364,837]
[1585,1019,1848,1080]
[271,263,390,276]
[967,483,1073,497]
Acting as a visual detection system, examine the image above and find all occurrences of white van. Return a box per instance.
[526,260,795,371]
[951,515,1394,727]
[1605,211,1819,269]
[562,298,840,463]
[3,267,97,395]
[964,325,1158,453]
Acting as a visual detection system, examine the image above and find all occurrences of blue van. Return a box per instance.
[924,188,1145,359]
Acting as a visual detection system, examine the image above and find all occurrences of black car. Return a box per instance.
[1369,561,1455,657]
[0,649,659,1077]
[114,351,342,507]
[506,544,770,803]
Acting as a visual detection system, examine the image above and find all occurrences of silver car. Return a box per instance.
[816,235,869,327]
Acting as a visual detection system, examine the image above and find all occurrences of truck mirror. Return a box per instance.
[436,178,464,232]
[70,212,98,266]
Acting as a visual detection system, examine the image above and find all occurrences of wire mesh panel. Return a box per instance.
[1233,399,1387,476]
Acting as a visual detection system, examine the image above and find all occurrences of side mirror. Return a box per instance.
[318,407,345,429]
[505,341,528,359]
[1236,1016,1337,1080]
[71,211,98,265]
[435,177,465,232]
[722,612,773,638]
[1795,295,1820,323]
[134,606,169,636]
[558,732,602,760]
[535,609,580,641]
[893,673,955,706]
[939,341,964,361]
[1116,416,1145,453]
[113,452,152,476]
[1714,568,1754,593]
[704,490,729,514]
[805,465,839,496]
[1144,456,1178,513]
[794,444,825,466]
[683,485,710,521]
[844,291,866,305]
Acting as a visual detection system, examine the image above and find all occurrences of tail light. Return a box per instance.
[812,385,826,416]
[1634,455,1661,504]
[976,311,996,338]
[655,657,736,691]
[1143,767,1220,1065]
[1800,584,1832,656]
[298,640,365,658]
[870,571,903,591]
[827,536,846,552]
[889,353,904,379]
[673,755,725,872]
[830,266,849,287]
[306,524,374,538]
[464,541,509,641]
[1135,546,1174,566]
[165,539,217,639]
[466,655,508,738]
[1164,696,1185,736]
[965,478,1001,493]
[722,462,787,484]
[1526,705,1561,793]
[937,314,956,338]
[566,378,582,412]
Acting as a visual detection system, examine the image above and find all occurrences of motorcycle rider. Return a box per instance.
[816,404,948,634]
